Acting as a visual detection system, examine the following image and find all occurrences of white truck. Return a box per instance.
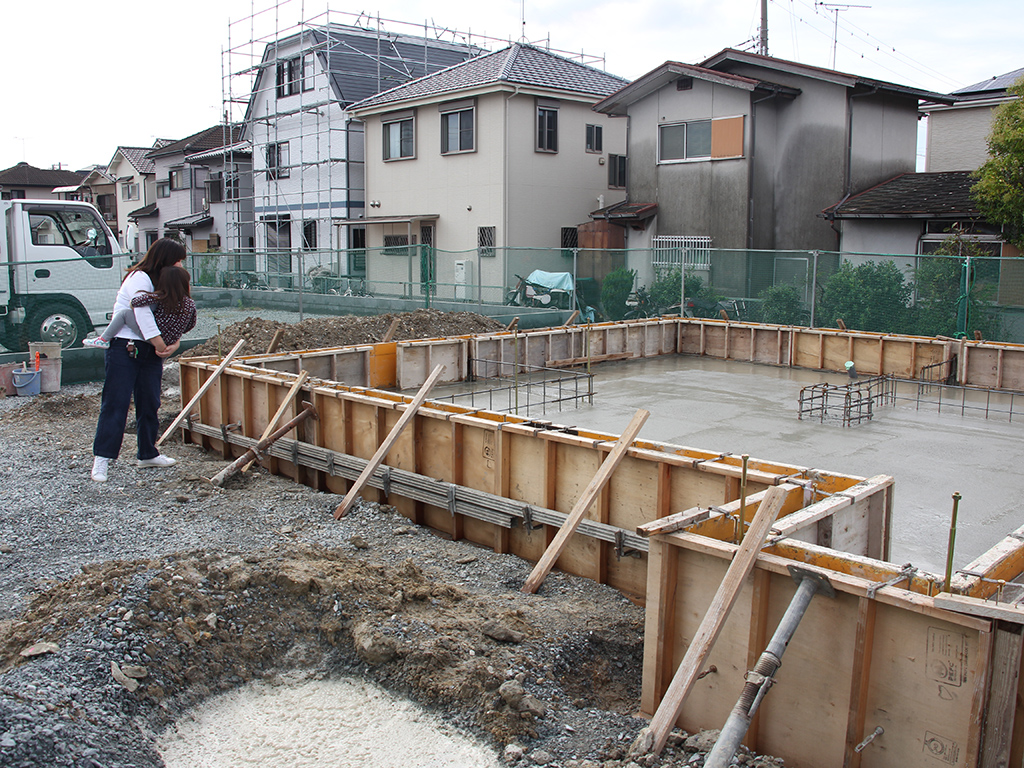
[1,199,124,351]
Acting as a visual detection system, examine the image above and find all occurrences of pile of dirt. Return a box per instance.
[184,309,505,358]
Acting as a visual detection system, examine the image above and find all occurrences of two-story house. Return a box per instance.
[244,23,481,286]
[141,125,245,253]
[592,50,950,298]
[0,162,86,200]
[107,146,160,252]
[346,43,629,300]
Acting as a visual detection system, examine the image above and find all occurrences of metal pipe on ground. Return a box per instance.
[704,565,835,768]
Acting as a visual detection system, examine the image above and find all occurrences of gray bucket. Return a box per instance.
[12,368,41,397]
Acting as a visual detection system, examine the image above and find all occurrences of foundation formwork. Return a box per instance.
[178,317,1024,768]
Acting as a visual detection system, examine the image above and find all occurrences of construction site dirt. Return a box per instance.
[0,313,790,768]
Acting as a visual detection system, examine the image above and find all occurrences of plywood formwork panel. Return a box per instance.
[397,340,466,389]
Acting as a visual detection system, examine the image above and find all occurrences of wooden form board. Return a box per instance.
[178,358,886,600]
[642,533,995,768]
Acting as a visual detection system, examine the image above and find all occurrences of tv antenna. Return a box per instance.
[816,2,871,69]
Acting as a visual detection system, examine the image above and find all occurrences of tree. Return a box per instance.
[816,260,913,333]
[914,231,1002,339]
[600,268,636,321]
[972,76,1024,247]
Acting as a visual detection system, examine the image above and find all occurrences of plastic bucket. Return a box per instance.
[29,342,62,393]
[12,368,41,397]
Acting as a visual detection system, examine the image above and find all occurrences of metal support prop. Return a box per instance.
[944,492,962,592]
[704,566,835,768]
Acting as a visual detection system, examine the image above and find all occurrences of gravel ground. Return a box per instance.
[0,313,788,768]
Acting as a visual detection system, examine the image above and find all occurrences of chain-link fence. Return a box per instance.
[8,242,1015,350]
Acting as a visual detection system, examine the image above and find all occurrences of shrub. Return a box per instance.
[816,260,912,333]
[758,284,808,326]
[600,268,636,321]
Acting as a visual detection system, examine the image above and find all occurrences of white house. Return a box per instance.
[345,43,629,300]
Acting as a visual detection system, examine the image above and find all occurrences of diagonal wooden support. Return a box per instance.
[521,408,650,594]
[241,370,309,474]
[630,484,788,756]
[156,339,246,447]
[333,364,445,518]
[210,402,317,487]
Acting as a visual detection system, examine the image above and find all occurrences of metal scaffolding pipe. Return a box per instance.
[704,566,834,768]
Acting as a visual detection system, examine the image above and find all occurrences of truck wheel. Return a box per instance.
[27,304,91,349]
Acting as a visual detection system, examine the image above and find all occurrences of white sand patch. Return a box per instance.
[158,675,503,768]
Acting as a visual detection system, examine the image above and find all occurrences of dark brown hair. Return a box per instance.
[127,238,186,282]
[151,266,191,313]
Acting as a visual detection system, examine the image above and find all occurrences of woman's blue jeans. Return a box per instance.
[92,338,164,460]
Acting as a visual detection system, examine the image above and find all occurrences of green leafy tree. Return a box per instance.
[973,76,1024,248]
[600,268,636,321]
[648,268,704,313]
[816,260,912,332]
[914,232,1002,339]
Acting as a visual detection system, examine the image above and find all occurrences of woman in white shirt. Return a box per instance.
[90,239,188,482]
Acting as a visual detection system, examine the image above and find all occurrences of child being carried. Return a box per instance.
[85,266,196,349]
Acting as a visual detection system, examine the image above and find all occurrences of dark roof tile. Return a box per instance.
[822,172,979,218]
[0,162,85,188]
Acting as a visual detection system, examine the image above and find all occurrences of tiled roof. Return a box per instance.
[116,147,155,175]
[310,25,483,107]
[164,212,213,230]
[822,172,979,218]
[147,125,245,160]
[349,43,629,111]
[0,162,85,187]
[185,142,252,163]
[953,67,1024,99]
[128,203,159,219]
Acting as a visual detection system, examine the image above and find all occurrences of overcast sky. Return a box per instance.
[2,0,1021,172]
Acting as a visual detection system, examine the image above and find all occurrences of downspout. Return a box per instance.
[504,86,521,288]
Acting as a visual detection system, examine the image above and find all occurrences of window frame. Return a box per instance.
[266,142,290,179]
[121,182,139,202]
[537,106,559,153]
[441,107,475,155]
[477,226,496,258]
[658,116,745,164]
[169,167,189,190]
[156,180,171,199]
[608,154,627,189]
[382,116,415,161]
[585,124,603,153]
[276,54,312,98]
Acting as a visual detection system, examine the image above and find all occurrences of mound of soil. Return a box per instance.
[184,309,504,358]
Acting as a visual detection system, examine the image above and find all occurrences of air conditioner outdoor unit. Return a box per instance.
[453,259,472,301]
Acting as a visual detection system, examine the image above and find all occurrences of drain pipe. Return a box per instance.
[704,566,835,768]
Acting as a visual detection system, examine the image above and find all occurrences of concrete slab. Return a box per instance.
[458,355,1024,575]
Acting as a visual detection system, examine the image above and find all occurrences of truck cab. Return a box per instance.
[1,199,124,351]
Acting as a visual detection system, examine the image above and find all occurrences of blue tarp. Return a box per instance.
[525,270,575,293]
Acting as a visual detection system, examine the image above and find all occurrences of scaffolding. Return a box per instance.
[219,2,606,293]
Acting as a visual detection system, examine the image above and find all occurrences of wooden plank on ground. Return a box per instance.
[241,371,309,473]
[631,484,788,756]
[157,338,246,446]
[521,408,649,594]
[333,364,444,518]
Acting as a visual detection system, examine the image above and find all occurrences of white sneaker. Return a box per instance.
[91,456,110,482]
[138,454,176,468]
[83,337,110,349]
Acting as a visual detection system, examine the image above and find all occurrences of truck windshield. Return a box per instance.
[28,207,114,266]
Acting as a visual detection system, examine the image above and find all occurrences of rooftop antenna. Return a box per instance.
[815,2,871,69]
[519,0,527,42]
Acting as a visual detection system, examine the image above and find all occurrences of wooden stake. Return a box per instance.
[266,328,285,354]
[505,317,519,331]
[210,403,317,487]
[333,364,445,518]
[156,339,246,447]
[631,485,788,756]
[241,371,309,474]
[562,309,580,327]
[382,316,401,343]
[521,408,650,594]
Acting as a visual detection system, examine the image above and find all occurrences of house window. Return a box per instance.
[478,226,495,258]
[265,216,292,285]
[276,54,311,98]
[383,234,411,256]
[205,173,224,204]
[302,220,317,250]
[586,124,603,153]
[349,226,366,275]
[224,171,239,200]
[121,182,139,201]
[441,108,474,154]
[658,116,745,163]
[170,168,189,190]
[537,105,558,153]
[8,189,26,199]
[608,154,627,188]
[266,142,290,179]
[561,227,578,258]
[156,181,170,199]
[383,117,414,160]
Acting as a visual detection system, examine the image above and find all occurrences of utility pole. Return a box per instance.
[759,0,768,55]
[815,2,870,69]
